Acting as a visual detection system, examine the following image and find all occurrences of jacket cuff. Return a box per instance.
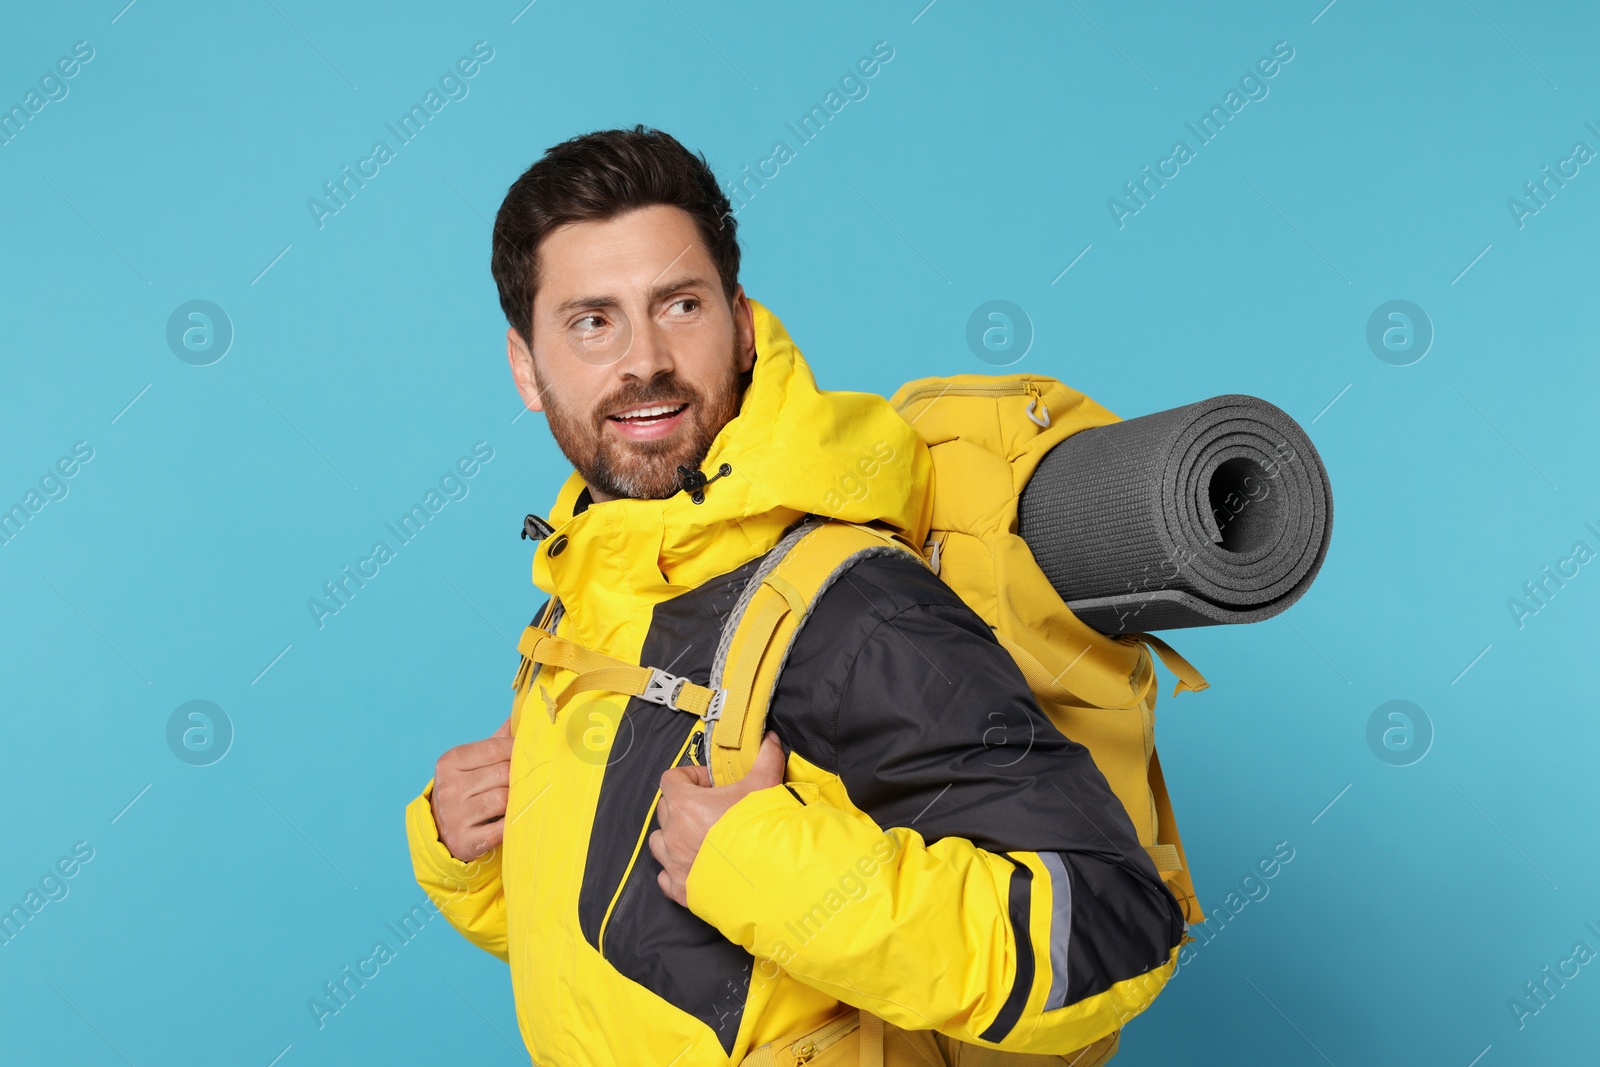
[405,779,500,894]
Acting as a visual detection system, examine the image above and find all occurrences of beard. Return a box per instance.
[535,337,750,501]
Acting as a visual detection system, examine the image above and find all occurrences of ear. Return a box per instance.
[731,286,756,376]
[507,327,543,413]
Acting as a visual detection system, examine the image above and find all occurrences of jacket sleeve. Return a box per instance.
[405,778,509,962]
[683,581,1186,1054]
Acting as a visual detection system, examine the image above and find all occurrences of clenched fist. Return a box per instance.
[430,716,513,862]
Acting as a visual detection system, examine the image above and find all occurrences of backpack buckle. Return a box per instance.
[641,668,690,709]
[700,687,726,725]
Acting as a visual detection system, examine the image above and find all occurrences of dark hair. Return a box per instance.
[491,125,740,343]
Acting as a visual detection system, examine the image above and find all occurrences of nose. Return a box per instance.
[615,314,675,383]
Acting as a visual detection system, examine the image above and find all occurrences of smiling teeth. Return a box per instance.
[616,404,684,419]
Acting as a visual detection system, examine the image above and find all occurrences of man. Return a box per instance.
[406,126,1185,1065]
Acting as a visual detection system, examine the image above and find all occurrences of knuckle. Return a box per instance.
[477,788,509,819]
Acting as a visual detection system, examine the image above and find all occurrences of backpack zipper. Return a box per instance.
[896,379,1051,428]
[789,1010,864,1063]
[894,379,1038,409]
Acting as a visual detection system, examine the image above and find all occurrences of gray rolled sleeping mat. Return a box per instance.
[1018,395,1333,634]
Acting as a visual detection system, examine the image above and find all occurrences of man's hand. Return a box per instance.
[430,716,513,863]
[650,731,786,907]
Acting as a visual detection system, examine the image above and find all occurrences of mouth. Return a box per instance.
[606,401,690,440]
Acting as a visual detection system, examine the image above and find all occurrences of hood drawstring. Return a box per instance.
[675,462,733,505]
[518,461,735,543]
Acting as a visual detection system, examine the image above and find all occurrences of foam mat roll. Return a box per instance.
[1018,395,1332,634]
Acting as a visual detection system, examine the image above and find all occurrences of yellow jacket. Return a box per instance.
[406,300,1186,1064]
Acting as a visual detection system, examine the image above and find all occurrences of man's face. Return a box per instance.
[506,205,755,503]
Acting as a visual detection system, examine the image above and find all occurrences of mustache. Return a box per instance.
[596,379,699,421]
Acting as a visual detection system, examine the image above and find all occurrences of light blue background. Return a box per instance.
[2,1,1595,1064]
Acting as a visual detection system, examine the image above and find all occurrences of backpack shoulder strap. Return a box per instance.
[705,517,922,785]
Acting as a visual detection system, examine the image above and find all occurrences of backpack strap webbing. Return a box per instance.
[706,519,923,786]
[1119,631,1210,697]
[503,518,919,771]
[511,619,724,724]
[1148,748,1204,925]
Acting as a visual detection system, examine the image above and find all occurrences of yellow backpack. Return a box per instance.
[512,373,1209,1066]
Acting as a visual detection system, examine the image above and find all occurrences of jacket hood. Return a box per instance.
[530,298,933,652]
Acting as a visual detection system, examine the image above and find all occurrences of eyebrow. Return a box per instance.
[550,275,713,319]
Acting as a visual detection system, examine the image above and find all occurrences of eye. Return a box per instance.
[668,297,700,315]
[572,313,608,331]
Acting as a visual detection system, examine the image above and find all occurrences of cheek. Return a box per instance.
[541,369,605,427]
[678,329,743,387]
[699,370,742,421]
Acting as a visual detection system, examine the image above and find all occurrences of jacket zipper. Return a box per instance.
[596,721,705,960]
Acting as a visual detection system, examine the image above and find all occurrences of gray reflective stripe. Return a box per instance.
[1039,851,1073,1010]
